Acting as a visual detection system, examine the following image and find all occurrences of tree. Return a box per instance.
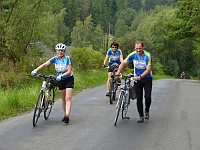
[92,25,104,51]
[167,0,200,41]
[0,0,66,66]
[0,0,44,65]
[127,0,142,12]
[71,15,104,50]
[114,19,129,38]
[71,15,93,47]
[63,0,82,45]
[115,8,137,27]
[143,0,177,11]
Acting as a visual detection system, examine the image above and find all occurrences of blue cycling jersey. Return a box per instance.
[49,55,73,80]
[107,48,122,64]
[125,50,152,79]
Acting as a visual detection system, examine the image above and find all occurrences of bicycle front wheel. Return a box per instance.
[122,91,130,119]
[122,102,130,119]
[33,91,44,127]
[114,90,124,126]
[110,80,115,104]
[44,87,55,120]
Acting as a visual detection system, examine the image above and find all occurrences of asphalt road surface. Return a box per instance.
[0,79,200,150]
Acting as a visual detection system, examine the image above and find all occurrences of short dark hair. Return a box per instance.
[135,40,144,47]
[110,42,119,48]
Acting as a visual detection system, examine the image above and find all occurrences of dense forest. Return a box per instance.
[0,0,200,88]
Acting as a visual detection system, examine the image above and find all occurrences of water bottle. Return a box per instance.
[42,81,47,89]
[45,90,49,100]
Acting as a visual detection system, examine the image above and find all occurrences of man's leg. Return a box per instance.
[144,78,152,119]
[134,81,144,119]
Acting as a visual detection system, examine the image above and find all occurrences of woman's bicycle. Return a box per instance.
[104,63,121,104]
[32,73,57,127]
[114,74,134,126]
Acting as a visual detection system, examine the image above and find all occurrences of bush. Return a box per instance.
[152,61,164,75]
[69,47,104,72]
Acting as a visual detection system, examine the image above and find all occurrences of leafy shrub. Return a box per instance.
[152,61,164,75]
[163,59,179,76]
[69,47,104,72]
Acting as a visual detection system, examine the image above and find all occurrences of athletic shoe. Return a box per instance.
[64,116,69,123]
[62,116,65,122]
[137,117,144,123]
[106,92,110,97]
[145,111,149,120]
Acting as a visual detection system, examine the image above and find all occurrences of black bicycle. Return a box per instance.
[105,63,121,104]
[32,74,57,127]
[114,74,134,126]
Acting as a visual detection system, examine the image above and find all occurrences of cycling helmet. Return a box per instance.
[55,43,67,50]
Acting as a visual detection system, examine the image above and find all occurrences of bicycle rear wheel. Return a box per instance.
[44,87,55,120]
[114,90,124,126]
[109,80,115,104]
[33,91,44,127]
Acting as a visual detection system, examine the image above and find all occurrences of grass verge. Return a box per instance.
[0,70,174,121]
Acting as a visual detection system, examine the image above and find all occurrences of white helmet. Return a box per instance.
[55,43,67,50]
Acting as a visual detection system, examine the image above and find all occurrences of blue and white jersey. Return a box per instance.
[125,50,152,79]
[50,55,73,80]
[107,48,122,64]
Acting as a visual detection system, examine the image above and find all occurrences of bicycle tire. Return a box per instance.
[33,91,44,127]
[122,102,129,119]
[110,80,115,104]
[114,90,124,126]
[122,88,131,119]
[44,87,55,120]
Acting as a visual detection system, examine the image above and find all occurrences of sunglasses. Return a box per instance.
[112,46,118,48]
[57,49,65,52]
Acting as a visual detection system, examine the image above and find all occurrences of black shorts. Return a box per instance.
[57,76,74,90]
[108,63,120,73]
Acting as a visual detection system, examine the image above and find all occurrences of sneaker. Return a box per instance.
[64,116,69,123]
[62,116,65,122]
[145,111,149,120]
[106,92,110,97]
[137,117,144,123]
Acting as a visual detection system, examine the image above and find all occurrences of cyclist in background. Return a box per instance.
[102,42,123,97]
[116,40,152,123]
[31,43,74,124]
[180,71,186,79]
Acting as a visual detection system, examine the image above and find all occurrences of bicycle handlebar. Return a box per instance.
[120,74,134,78]
[120,74,136,82]
[34,73,57,80]
[104,65,119,74]
[103,65,109,69]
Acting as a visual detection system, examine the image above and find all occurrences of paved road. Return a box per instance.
[0,79,200,150]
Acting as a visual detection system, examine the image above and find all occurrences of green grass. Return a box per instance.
[0,70,107,121]
[0,70,174,121]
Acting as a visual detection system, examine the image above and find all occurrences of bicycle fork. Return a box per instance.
[39,91,46,115]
